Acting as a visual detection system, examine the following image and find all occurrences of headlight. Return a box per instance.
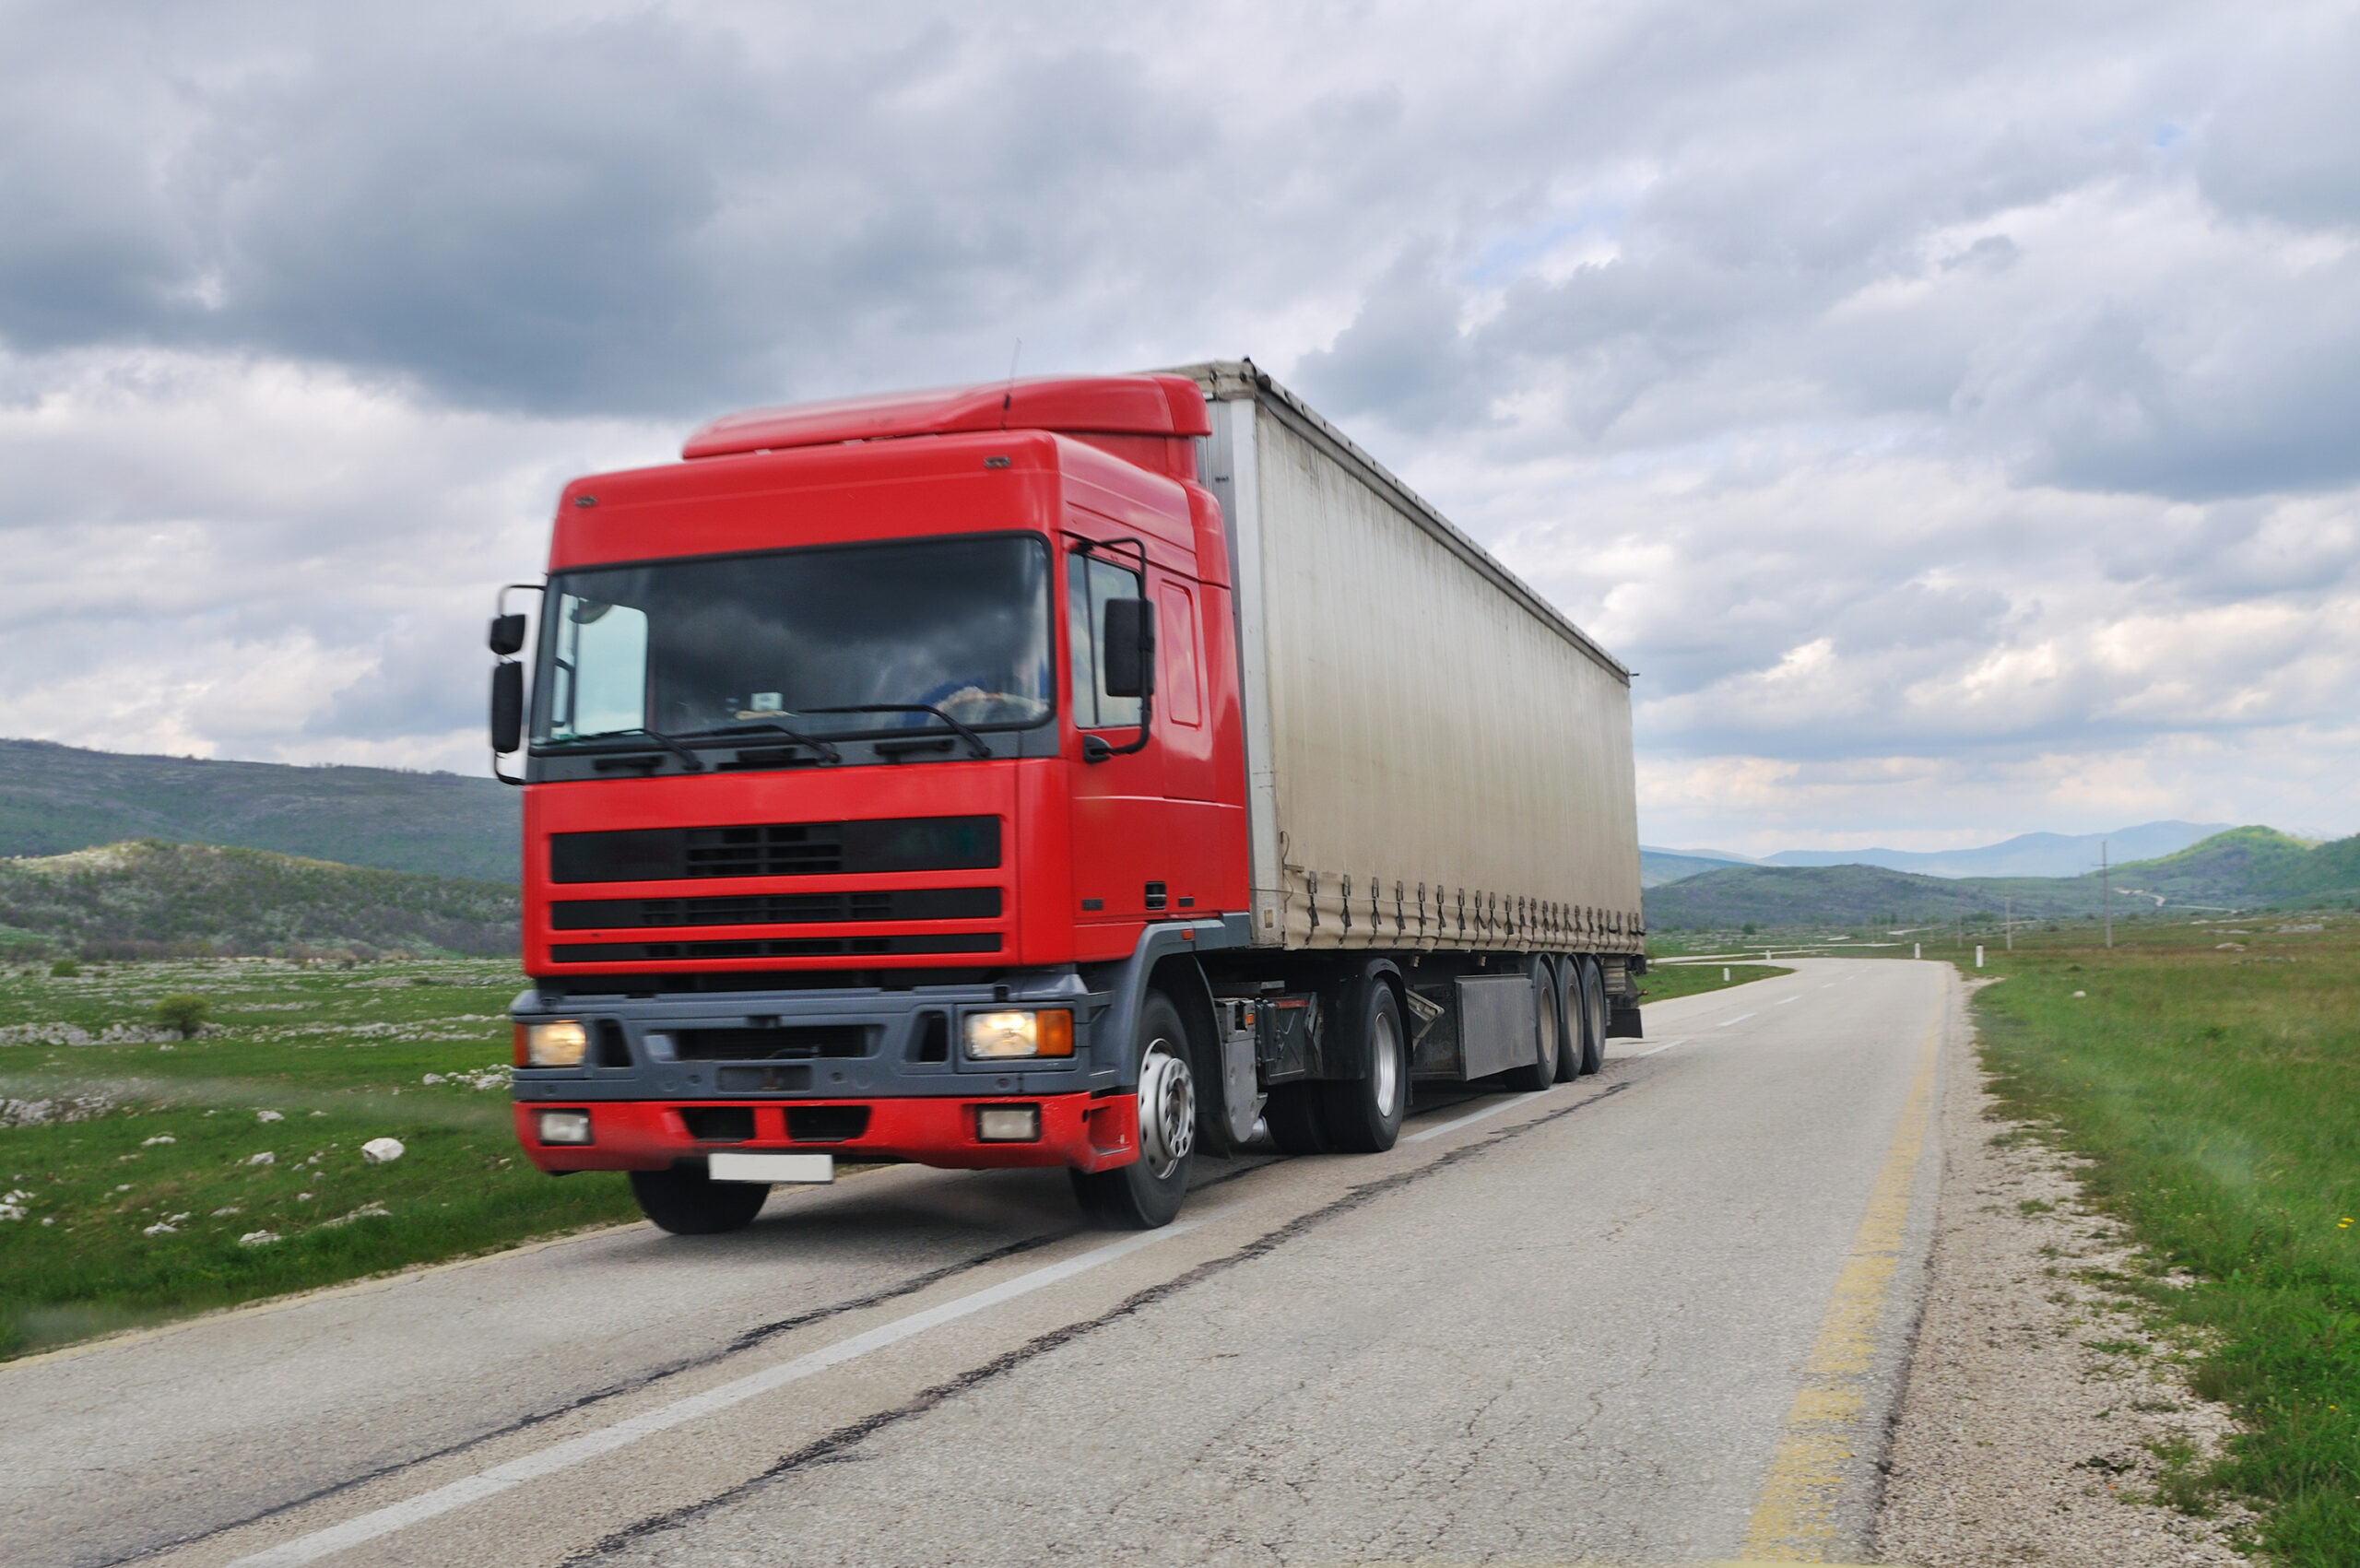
[537,1109,593,1144]
[962,1008,1073,1059]
[520,1020,589,1067]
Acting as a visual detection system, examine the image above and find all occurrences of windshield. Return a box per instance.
[534,535,1054,746]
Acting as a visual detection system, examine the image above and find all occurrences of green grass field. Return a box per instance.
[0,957,637,1359]
[1634,961,1794,1004]
[1968,913,2360,1562]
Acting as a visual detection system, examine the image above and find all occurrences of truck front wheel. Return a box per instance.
[1070,991,1195,1229]
[630,1164,771,1235]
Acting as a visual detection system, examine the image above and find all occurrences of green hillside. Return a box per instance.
[0,841,519,960]
[0,738,517,882]
[1646,826,2360,933]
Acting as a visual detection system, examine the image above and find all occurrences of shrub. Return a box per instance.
[49,958,79,977]
[152,993,211,1038]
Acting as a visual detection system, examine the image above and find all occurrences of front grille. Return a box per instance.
[550,816,1000,883]
[550,934,1001,963]
[550,887,999,931]
[674,1025,872,1061]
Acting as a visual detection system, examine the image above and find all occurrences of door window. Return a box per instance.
[1067,554,1145,730]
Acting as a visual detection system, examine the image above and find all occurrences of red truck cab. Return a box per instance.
[499,374,1253,1232]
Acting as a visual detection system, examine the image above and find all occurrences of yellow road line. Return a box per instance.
[1739,994,1944,1562]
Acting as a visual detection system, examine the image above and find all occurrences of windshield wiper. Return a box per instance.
[546,727,707,773]
[797,704,994,759]
[678,721,843,764]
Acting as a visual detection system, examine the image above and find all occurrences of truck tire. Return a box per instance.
[629,1164,771,1235]
[1262,1085,1330,1155]
[1069,991,1195,1229]
[1500,955,1558,1092]
[1577,957,1609,1076]
[1550,956,1581,1082]
[1319,979,1406,1153]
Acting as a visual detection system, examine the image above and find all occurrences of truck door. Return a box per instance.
[1067,548,1168,943]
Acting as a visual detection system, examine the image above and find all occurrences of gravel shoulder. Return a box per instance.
[1873,979,2258,1566]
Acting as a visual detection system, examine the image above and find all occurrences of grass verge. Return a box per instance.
[0,956,638,1359]
[1635,961,1793,1005]
[1968,913,2360,1563]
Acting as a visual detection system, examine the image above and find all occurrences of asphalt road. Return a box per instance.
[1,957,1958,1568]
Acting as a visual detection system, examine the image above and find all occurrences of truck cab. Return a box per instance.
[500,375,1251,1232]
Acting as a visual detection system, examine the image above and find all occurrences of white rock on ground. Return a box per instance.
[360,1138,405,1164]
[1873,993,2257,1565]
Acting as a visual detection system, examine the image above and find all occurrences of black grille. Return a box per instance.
[675,1025,872,1061]
[550,934,1000,963]
[786,1105,870,1143]
[550,816,1000,884]
[550,887,999,931]
[679,1106,756,1142]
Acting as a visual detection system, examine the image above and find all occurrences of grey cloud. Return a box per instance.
[2194,16,2360,227]
[6,0,2360,843]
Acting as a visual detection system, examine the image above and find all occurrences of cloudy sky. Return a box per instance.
[4,0,2354,854]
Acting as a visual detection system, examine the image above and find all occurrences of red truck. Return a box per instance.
[491,361,1646,1233]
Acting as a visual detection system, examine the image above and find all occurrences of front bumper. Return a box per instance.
[514,1092,1139,1173]
[510,969,1138,1174]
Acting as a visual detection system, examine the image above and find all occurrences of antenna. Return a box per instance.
[1000,338,1021,430]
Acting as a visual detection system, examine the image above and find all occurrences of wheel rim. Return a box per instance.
[1370,1007,1401,1117]
[1137,1038,1196,1176]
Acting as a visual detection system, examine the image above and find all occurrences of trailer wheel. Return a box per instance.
[1500,955,1559,1092]
[1262,1085,1331,1155]
[629,1164,771,1235]
[1551,957,1581,1082]
[1069,991,1195,1229]
[1319,979,1406,1152]
[1577,958,1609,1076]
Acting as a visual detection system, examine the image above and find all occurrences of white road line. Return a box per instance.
[1775,996,1800,1005]
[1629,1038,1689,1058]
[1406,1091,1549,1143]
[1716,1013,1755,1027]
[229,1220,1209,1567]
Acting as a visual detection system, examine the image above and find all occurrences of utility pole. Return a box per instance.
[2102,841,2112,949]
[2005,895,2012,951]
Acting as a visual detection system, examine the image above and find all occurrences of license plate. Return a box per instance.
[708,1152,834,1185]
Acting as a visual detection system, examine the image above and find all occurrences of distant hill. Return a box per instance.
[1644,864,2090,931]
[1762,820,2229,879]
[1647,826,2360,932]
[0,841,519,960]
[1640,847,1758,888]
[0,738,517,882]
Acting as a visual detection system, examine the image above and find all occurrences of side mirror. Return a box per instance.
[489,612,527,656]
[1101,598,1155,699]
[490,661,525,754]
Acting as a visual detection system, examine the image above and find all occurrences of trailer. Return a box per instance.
[493,360,1644,1233]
